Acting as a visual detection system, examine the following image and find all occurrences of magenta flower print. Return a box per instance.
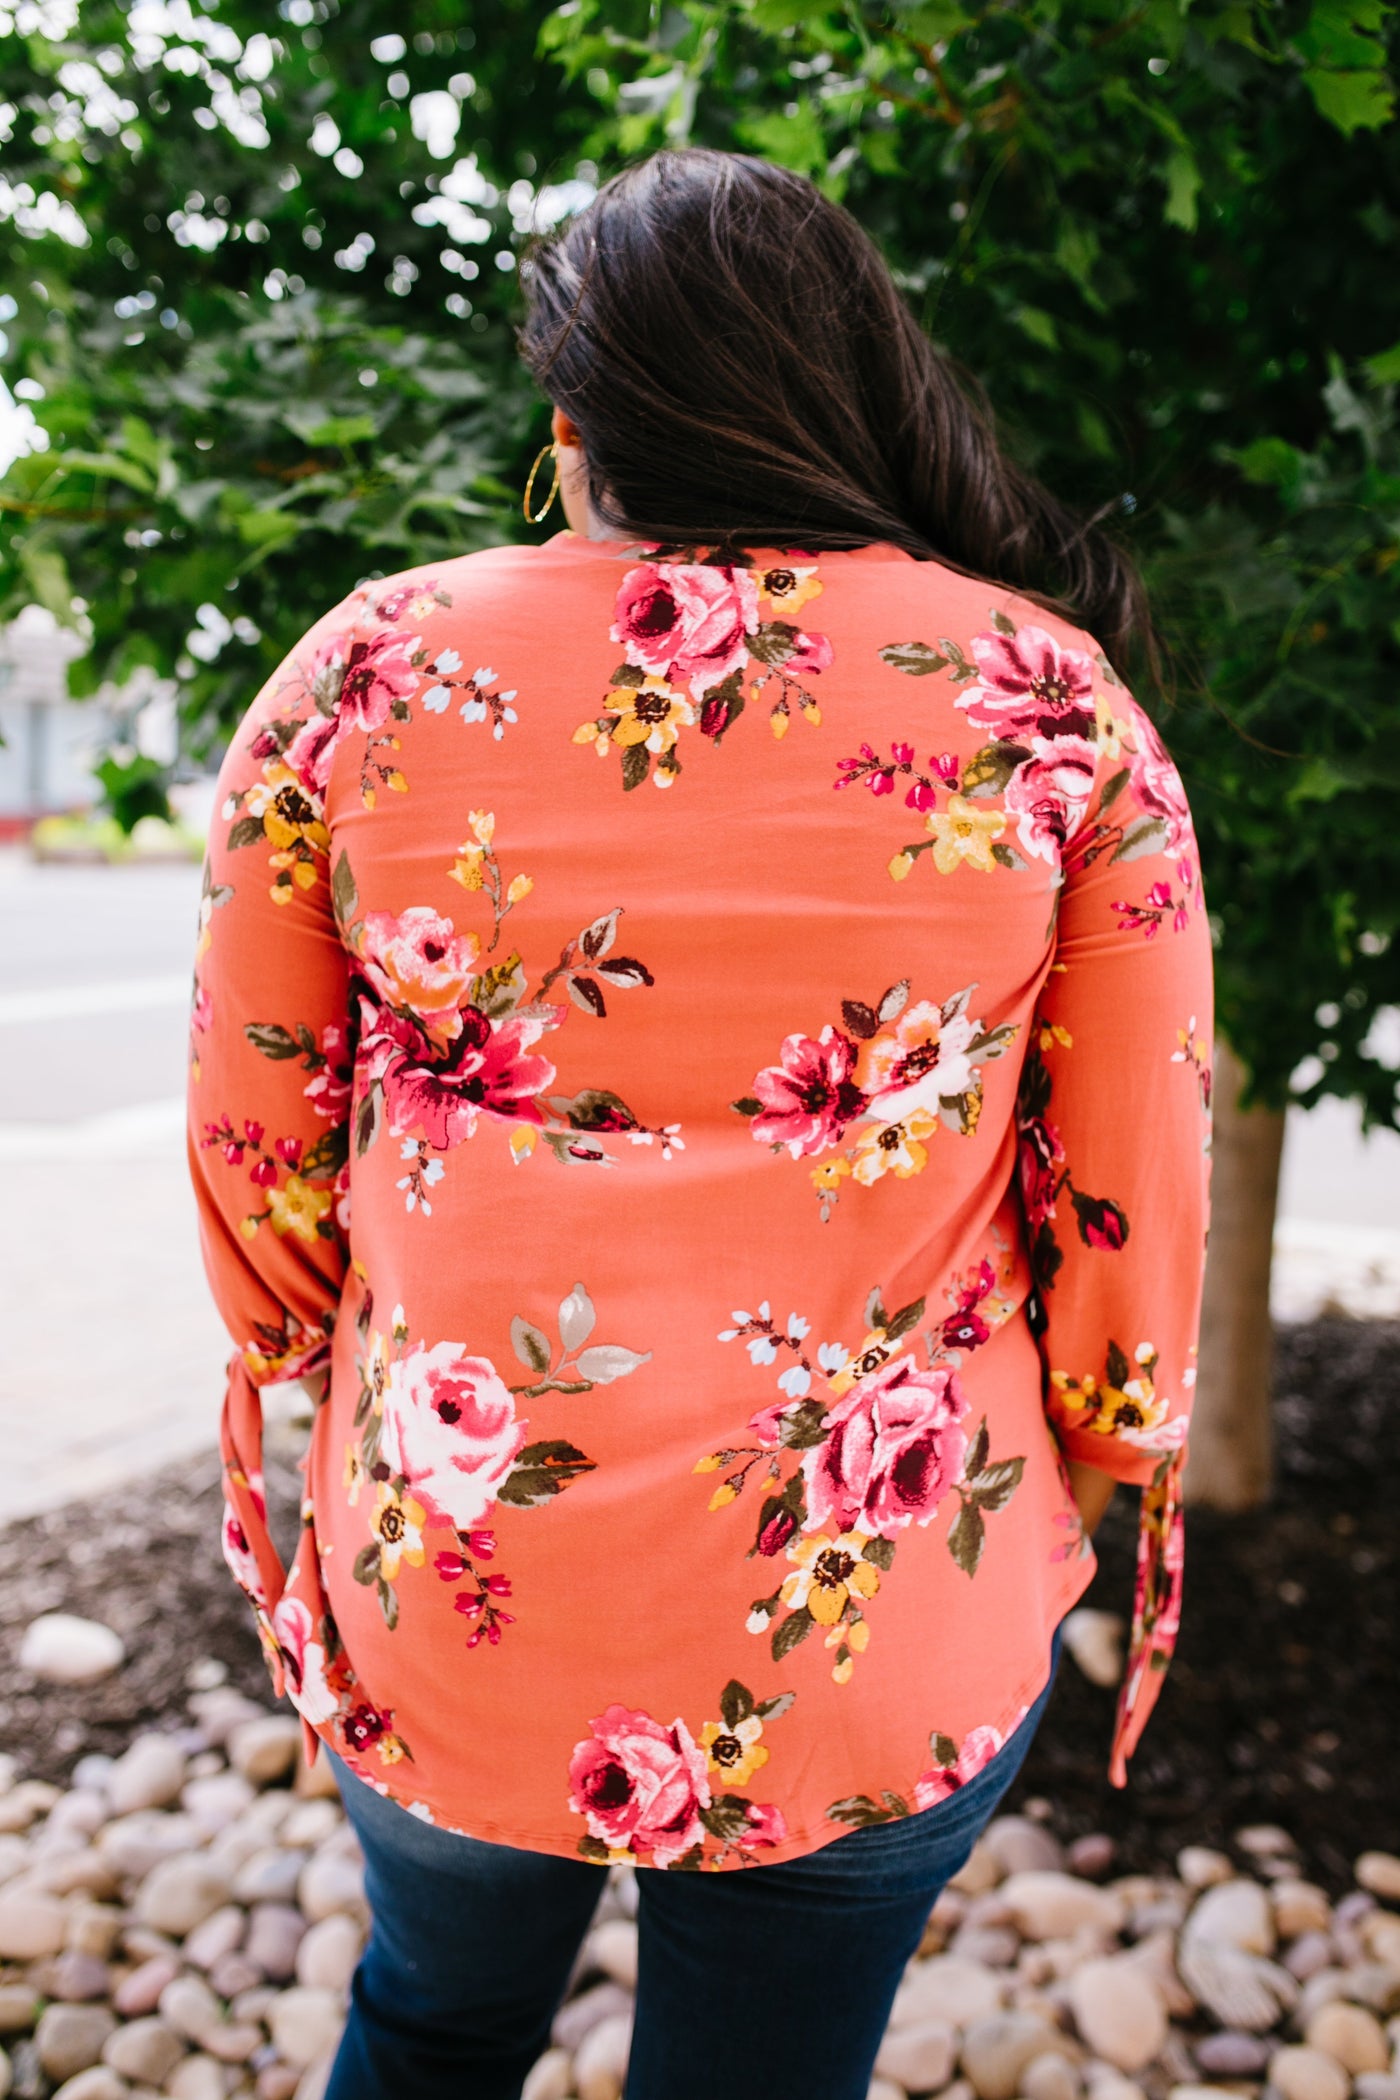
[271,1595,340,1726]
[611,561,760,698]
[803,1355,970,1541]
[383,1009,556,1149]
[749,1027,866,1158]
[913,1715,1021,1809]
[380,1342,527,1532]
[956,624,1098,741]
[1003,736,1098,863]
[1126,709,1194,854]
[568,1703,712,1867]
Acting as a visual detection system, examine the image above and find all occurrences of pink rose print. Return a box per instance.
[611,562,760,698]
[381,1343,527,1531]
[568,1703,711,1866]
[304,1020,354,1121]
[362,908,480,1039]
[284,628,421,797]
[857,999,979,1124]
[803,1356,970,1541]
[1127,710,1193,854]
[272,1595,340,1726]
[786,628,834,679]
[220,1497,267,1607]
[742,1801,789,1847]
[913,1717,1018,1809]
[749,1027,866,1158]
[382,1008,555,1149]
[956,625,1097,741]
[1002,735,1098,862]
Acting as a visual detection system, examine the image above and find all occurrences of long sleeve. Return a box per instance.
[188,605,356,1674]
[1016,684,1214,1783]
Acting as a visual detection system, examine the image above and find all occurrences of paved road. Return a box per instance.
[2,847,1397,1524]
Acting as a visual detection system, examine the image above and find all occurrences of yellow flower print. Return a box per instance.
[810,1159,852,1195]
[344,1443,366,1507]
[267,1174,332,1242]
[756,562,823,617]
[371,1482,427,1580]
[925,794,1005,874]
[449,846,486,892]
[849,1106,939,1186]
[1038,1022,1073,1053]
[467,808,495,845]
[506,873,533,904]
[781,1532,880,1626]
[376,1734,408,1767]
[604,675,697,754]
[700,1712,769,1786]
[1049,1369,1100,1420]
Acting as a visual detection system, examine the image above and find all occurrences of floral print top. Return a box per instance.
[189,535,1212,1867]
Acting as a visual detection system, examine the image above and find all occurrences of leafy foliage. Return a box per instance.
[1,0,1398,1126]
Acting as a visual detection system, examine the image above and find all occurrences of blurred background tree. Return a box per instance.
[1,0,1397,1507]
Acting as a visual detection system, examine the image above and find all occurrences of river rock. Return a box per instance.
[50,2070,127,2100]
[210,1950,264,1999]
[553,1982,634,2053]
[183,1903,246,1970]
[1061,1609,1126,1688]
[1069,1836,1117,1882]
[35,2004,117,2083]
[65,1901,123,1961]
[99,1808,205,1879]
[1355,2079,1400,2100]
[1069,1960,1168,2074]
[1270,2045,1352,2100]
[869,2082,906,2100]
[985,1818,1065,1877]
[1357,1856,1400,1905]
[135,1853,233,1936]
[281,1800,342,1850]
[1289,1934,1340,1981]
[0,1890,68,1960]
[183,1772,257,1835]
[1000,1873,1121,1942]
[102,2014,187,2085]
[296,1912,363,1994]
[1237,1825,1297,1861]
[950,1842,1003,1895]
[113,1952,181,2016]
[1177,1936,1298,2031]
[42,1951,110,2003]
[890,1955,1003,2030]
[106,1735,187,1816]
[235,1846,309,1906]
[1184,1878,1276,1954]
[0,1985,38,2036]
[574,2010,633,2100]
[875,2016,956,2091]
[522,2048,575,2100]
[298,1849,368,1926]
[167,2051,229,2100]
[1274,1882,1334,1940]
[19,1615,125,1685]
[1022,2050,1084,2100]
[585,1916,638,1990]
[961,2011,1065,2100]
[159,1972,223,2046]
[187,1687,269,1747]
[229,1717,303,1786]
[269,1986,345,2069]
[1306,2001,1390,2073]
[1177,1848,1233,1890]
[1195,2031,1272,2075]
[248,1901,309,1980]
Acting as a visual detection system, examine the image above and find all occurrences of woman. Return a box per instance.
[189,149,1211,2100]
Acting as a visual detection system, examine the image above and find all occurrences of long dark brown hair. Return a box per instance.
[519,148,1149,674]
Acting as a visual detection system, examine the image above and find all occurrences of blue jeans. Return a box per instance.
[325,1647,1057,2100]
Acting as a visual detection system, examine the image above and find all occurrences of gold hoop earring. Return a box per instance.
[523,441,561,524]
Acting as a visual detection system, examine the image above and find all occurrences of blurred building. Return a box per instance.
[0,607,177,830]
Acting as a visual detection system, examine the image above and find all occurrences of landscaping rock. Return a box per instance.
[874,2016,956,2092]
[1269,2044,1352,2100]
[106,1735,187,1817]
[960,2011,1065,2100]
[19,1615,125,1686]
[34,2003,117,2084]
[1068,1959,1168,2074]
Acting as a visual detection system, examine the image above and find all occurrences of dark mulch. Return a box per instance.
[5,1321,1397,1885]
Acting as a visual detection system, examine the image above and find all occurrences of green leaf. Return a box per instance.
[621,742,651,792]
[354,1081,383,1158]
[376,1575,399,1631]
[962,743,1029,798]
[754,1690,795,1721]
[1097,768,1130,813]
[352,1543,381,1585]
[947,1499,986,1577]
[1364,343,1400,385]
[826,1793,901,1827]
[929,1731,959,1767]
[776,1400,831,1449]
[1162,149,1202,232]
[497,1439,597,1506]
[884,1297,926,1341]
[1302,61,1395,133]
[862,1534,895,1570]
[244,1022,302,1060]
[731,1096,763,1117]
[1110,816,1170,864]
[282,409,378,447]
[719,1678,754,1730]
[558,1283,597,1351]
[879,641,949,677]
[771,1606,815,1659]
[965,1416,990,1478]
[969,1456,1025,1511]
[1013,305,1059,350]
[700,1795,756,1845]
[510,1316,552,1373]
[1106,1339,1132,1387]
[574,1343,652,1383]
[301,1124,350,1180]
[226,816,265,851]
[332,851,360,932]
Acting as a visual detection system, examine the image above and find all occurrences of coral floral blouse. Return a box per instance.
[189,534,1212,1868]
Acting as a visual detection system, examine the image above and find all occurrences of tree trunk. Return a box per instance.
[1183,1039,1287,1512]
